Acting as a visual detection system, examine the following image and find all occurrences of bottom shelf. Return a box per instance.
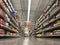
[0,36,20,38]
[36,35,60,38]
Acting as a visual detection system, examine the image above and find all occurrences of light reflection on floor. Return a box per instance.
[23,37,29,45]
[0,37,60,45]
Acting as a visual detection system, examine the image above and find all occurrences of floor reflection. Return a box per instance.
[0,37,60,45]
[23,37,29,45]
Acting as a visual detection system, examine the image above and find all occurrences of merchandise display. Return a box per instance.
[32,0,60,37]
[36,34,42,37]
[0,18,6,25]
[53,30,60,35]
[54,20,60,26]
[0,0,20,37]
[45,32,53,36]
[0,29,5,36]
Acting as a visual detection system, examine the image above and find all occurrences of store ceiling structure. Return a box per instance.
[11,0,53,28]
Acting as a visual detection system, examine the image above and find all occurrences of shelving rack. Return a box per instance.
[0,0,20,38]
[32,0,60,38]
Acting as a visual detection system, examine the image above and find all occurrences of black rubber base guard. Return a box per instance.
[0,36,20,39]
[36,36,60,38]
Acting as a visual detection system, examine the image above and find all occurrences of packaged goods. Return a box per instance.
[0,8,7,20]
[0,0,9,13]
[7,0,15,12]
[54,20,60,26]
[36,34,42,37]
[4,0,13,12]
[5,14,10,22]
[15,15,19,22]
[45,32,53,36]
[6,22,9,26]
[53,30,60,35]
[0,29,4,36]
[0,18,6,25]
[10,11,16,18]
[10,33,17,36]
[12,28,18,32]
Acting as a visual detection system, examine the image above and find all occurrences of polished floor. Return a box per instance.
[0,37,60,45]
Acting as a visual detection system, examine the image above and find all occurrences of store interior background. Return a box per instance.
[11,0,52,35]
[0,0,60,45]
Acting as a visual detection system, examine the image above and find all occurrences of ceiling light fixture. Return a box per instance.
[27,0,31,22]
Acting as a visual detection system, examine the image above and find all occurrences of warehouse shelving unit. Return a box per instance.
[32,0,60,38]
[0,0,20,38]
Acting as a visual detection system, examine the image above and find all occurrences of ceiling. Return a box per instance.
[11,0,53,28]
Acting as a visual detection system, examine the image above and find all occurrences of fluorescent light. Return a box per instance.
[27,0,31,21]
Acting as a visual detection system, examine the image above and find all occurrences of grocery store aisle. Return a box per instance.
[0,37,60,45]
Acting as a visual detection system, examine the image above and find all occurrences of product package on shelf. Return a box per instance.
[53,19,60,26]
[0,18,6,36]
[15,15,19,22]
[0,29,5,36]
[42,12,46,19]
[10,33,17,36]
[8,2,16,19]
[7,0,15,12]
[4,0,16,19]
[4,0,12,12]
[5,14,10,22]
[6,22,9,27]
[0,0,9,13]
[0,8,6,26]
[10,11,16,19]
[45,32,53,36]
[0,18,6,26]
[4,0,15,11]
[12,28,18,32]
[55,20,60,25]
[0,8,7,21]
[53,30,60,35]
[36,34,42,37]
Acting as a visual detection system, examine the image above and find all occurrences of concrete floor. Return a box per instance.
[0,37,60,45]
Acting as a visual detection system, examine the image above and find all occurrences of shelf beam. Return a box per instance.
[7,21,19,31]
[0,25,18,33]
[35,7,60,30]
[36,26,60,34]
